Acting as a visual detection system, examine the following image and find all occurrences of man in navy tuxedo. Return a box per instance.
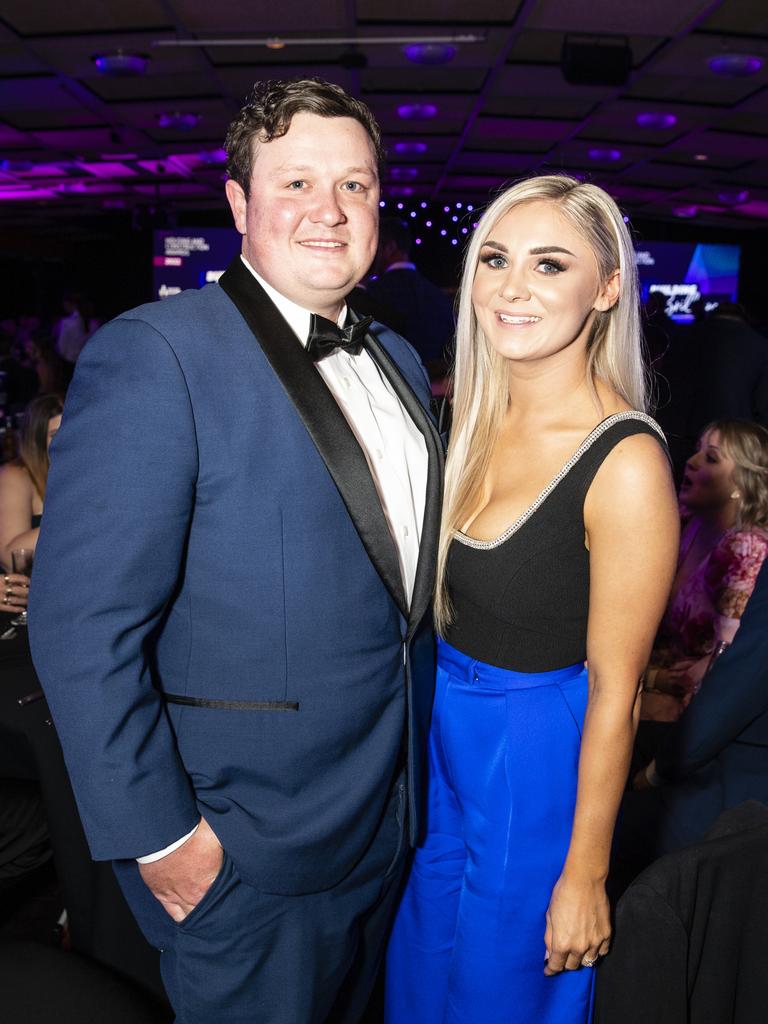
[29,79,442,1023]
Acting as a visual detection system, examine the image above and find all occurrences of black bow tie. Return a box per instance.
[306,313,372,362]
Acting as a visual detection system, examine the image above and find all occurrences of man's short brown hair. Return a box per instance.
[224,78,385,197]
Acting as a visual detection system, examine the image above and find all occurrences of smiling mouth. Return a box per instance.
[497,313,541,325]
[298,240,346,250]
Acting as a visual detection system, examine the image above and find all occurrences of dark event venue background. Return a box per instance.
[1,0,768,320]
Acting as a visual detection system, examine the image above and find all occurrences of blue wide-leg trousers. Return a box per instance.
[386,640,595,1024]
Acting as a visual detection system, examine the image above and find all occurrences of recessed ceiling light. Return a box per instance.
[402,43,456,65]
[635,112,677,129]
[198,148,227,164]
[390,167,419,180]
[588,147,622,162]
[157,112,201,130]
[397,103,438,120]
[718,188,750,205]
[92,50,149,77]
[673,205,698,218]
[694,153,708,161]
[707,53,763,77]
[393,141,428,155]
[265,38,285,50]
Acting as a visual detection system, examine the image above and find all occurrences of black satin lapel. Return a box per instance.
[362,329,444,633]
[219,258,408,617]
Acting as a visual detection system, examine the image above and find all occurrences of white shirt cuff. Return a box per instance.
[136,824,199,863]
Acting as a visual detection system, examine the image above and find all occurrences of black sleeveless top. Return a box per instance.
[443,413,667,672]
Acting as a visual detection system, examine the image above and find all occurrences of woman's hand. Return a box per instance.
[2,573,29,614]
[544,873,611,975]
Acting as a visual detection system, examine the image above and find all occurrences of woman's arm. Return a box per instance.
[0,464,37,571]
[544,433,679,974]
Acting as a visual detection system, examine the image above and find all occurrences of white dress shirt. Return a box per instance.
[138,257,428,863]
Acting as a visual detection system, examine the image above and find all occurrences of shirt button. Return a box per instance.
[403,525,409,538]
[376,449,384,460]
[343,377,352,389]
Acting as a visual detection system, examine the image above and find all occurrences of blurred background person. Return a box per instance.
[22,330,72,397]
[55,292,94,365]
[637,419,768,763]
[611,560,768,892]
[655,302,768,484]
[0,395,63,616]
[363,216,455,379]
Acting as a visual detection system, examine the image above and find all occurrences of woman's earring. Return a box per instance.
[730,490,741,500]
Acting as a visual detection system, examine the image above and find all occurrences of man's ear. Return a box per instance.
[595,269,621,312]
[225,179,248,235]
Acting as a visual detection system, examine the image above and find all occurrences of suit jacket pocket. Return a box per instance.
[163,693,299,711]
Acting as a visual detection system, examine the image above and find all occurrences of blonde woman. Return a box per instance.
[386,176,679,1024]
[637,419,768,748]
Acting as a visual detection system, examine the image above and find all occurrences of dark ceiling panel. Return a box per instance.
[0,1,766,226]
[0,0,170,35]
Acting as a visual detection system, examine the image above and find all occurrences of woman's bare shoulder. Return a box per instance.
[0,462,33,494]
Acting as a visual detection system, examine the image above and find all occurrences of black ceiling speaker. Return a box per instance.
[561,34,632,87]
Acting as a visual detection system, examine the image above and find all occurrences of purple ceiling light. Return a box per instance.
[673,205,698,218]
[157,112,201,130]
[635,112,677,129]
[708,53,763,77]
[402,43,456,65]
[198,148,227,164]
[588,147,622,162]
[390,167,418,180]
[397,103,438,120]
[393,141,428,155]
[717,188,750,205]
[92,50,149,77]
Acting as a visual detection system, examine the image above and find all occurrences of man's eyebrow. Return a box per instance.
[271,163,376,176]
[479,241,576,257]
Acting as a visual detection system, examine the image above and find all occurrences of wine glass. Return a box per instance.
[11,548,33,626]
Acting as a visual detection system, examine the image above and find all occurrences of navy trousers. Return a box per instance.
[115,773,408,1023]
[386,640,595,1024]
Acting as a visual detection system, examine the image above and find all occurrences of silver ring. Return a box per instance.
[582,956,598,968]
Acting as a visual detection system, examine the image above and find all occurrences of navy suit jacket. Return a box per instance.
[654,559,768,845]
[29,257,443,895]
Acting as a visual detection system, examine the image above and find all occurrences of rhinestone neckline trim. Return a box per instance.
[455,411,665,551]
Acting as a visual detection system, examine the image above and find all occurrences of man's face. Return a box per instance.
[225,112,380,320]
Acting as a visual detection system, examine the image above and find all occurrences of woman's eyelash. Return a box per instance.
[538,257,566,272]
[478,252,567,272]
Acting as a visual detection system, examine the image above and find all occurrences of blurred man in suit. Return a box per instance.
[365,217,455,373]
[656,302,768,482]
[613,560,768,889]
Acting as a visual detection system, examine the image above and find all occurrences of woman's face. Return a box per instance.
[471,200,619,366]
[679,429,736,512]
[46,414,61,452]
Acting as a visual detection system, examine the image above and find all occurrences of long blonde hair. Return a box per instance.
[435,174,647,633]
